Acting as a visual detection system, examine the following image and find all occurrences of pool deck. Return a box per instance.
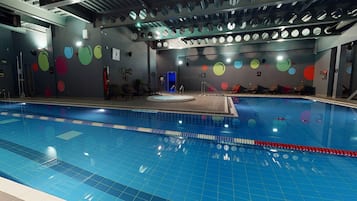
[0,177,65,201]
[1,92,357,115]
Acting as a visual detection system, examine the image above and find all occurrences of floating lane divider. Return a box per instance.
[1,111,357,158]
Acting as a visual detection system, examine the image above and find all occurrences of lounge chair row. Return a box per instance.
[231,84,315,95]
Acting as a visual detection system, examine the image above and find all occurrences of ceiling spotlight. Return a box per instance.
[187,2,195,12]
[214,0,223,7]
[301,11,312,22]
[276,3,282,9]
[219,36,225,43]
[288,13,298,24]
[227,22,236,30]
[226,58,232,63]
[204,38,209,44]
[227,35,234,43]
[240,21,247,29]
[313,27,322,35]
[250,18,259,28]
[316,10,327,21]
[139,9,147,20]
[302,28,310,36]
[147,32,153,39]
[200,0,208,9]
[163,41,168,47]
[263,18,271,26]
[149,9,158,18]
[129,11,137,20]
[157,42,162,48]
[271,31,279,39]
[291,29,299,37]
[235,35,242,42]
[261,32,269,40]
[252,33,259,40]
[207,23,214,31]
[281,30,289,38]
[347,8,357,17]
[229,0,240,6]
[217,24,224,31]
[274,17,283,25]
[174,3,183,13]
[331,8,343,19]
[324,26,333,34]
[243,34,250,41]
[212,37,218,43]
[277,55,284,61]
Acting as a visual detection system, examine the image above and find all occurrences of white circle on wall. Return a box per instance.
[163,41,168,47]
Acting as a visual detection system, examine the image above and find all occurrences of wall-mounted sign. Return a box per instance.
[112,48,120,61]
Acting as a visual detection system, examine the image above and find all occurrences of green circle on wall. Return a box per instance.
[213,62,226,76]
[38,51,49,71]
[250,59,260,69]
[78,45,93,65]
[276,58,291,72]
[94,45,102,59]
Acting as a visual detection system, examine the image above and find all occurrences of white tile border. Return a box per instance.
[0,177,66,201]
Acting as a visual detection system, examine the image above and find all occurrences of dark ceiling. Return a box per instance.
[1,0,357,49]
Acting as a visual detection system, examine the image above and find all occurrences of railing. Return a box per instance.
[347,90,357,100]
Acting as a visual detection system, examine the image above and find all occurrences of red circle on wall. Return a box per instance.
[56,56,68,75]
[57,80,65,92]
[32,63,39,72]
[221,82,229,90]
[202,65,208,71]
[304,65,315,80]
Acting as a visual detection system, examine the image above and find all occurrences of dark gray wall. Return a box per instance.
[157,40,316,91]
[51,18,153,98]
[0,27,15,97]
[52,18,103,97]
[314,49,331,97]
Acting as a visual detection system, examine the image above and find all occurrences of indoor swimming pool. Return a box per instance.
[0,97,356,201]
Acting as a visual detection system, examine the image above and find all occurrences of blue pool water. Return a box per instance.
[0,98,357,201]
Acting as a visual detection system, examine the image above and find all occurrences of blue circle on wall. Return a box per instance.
[64,47,73,59]
[288,67,296,75]
[234,60,243,69]
[346,66,352,74]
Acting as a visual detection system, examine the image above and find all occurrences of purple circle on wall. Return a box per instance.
[56,56,68,75]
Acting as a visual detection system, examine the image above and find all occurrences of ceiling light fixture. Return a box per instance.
[227,22,236,30]
[331,8,343,19]
[301,12,312,22]
[316,10,327,20]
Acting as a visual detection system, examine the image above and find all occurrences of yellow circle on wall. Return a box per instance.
[38,51,49,71]
[213,62,226,76]
[94,45,102,59]
[250,59,260,69]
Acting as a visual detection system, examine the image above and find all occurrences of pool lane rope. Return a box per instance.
[1,111,357,158]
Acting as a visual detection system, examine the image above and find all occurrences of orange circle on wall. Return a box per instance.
[221,82,229,90]
[202,65,208,71]
[304,65,315,80]
[57,80,65,92]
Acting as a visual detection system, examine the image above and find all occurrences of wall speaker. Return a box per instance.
[82,29,88,39]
